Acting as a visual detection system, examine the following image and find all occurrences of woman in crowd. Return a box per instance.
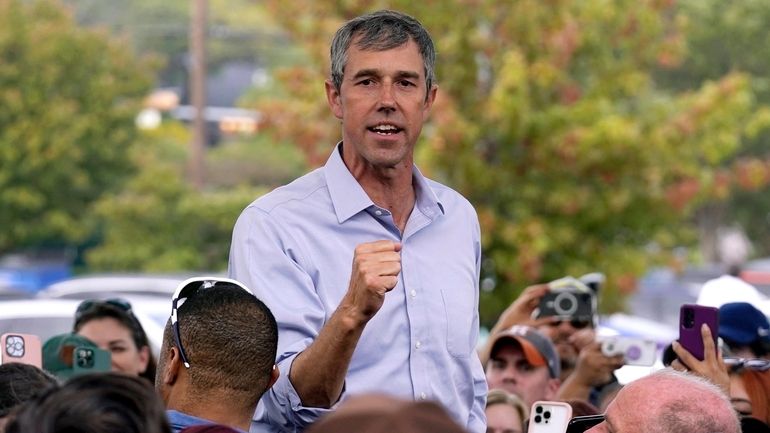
[73,298,156,382]
[486,389,528,433]
[731,367,770,425]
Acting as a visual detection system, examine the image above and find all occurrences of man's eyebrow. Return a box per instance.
[349,69,421,80]
[350,69,380,80]
[396,70,420,80]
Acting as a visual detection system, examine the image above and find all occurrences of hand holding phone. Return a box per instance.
[527,401,573,433]
[678,304,718,361]
[600,336,657,366]
[0,333,42,368]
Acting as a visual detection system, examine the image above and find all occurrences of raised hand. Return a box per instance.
[342,240,402,322]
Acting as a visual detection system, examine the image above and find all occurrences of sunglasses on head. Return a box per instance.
[75,298,134,322]
[724,357,770,372]
[171,276,253,369]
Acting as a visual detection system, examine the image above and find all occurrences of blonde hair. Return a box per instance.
[486,389,529,422]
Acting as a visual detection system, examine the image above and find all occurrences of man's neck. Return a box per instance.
[341,153,416,233]
[359,172,415,232]
[166,390,253,432]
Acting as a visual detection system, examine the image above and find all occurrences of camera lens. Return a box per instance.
[534,415,542,424]
[554,292,578,316]
[77,349,94,368]
[683,308,695,328]
[535,406,543,414]
[544,411,551,419]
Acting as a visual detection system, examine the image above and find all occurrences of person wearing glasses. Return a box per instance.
[156,277,279,433]
[73,298,156,382]
[480,281,623,410]
[229,9,486,433]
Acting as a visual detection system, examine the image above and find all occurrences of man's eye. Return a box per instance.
[357,79,374,86]
[398,80,415,87]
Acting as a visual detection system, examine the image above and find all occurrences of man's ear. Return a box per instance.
[422,84,438,116]
[325,79,343,120]
[267,364,280,389]
[545,378,561,401]
[161,346,182,386]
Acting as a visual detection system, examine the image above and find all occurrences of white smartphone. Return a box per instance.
[527,401,573,433]
[600,336,657,366]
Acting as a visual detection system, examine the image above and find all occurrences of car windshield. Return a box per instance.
[0,317,74,344]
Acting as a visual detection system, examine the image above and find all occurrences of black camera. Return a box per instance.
[538,291,594,320]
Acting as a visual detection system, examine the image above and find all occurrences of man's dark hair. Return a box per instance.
[0,363,58,418]
[74,302,157,382]
[329,9,436,98]
[161,283,278,407]
[6,372,170,433]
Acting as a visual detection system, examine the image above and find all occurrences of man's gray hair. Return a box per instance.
[648,369,740,433]
[329,10,436,99]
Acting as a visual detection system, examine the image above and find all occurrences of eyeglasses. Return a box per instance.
[171,277,253,369]
[75,298,134,322]
[547,318,593,329]
[724,357,770,372]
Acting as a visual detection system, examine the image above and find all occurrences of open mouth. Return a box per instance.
[367,123,403,136]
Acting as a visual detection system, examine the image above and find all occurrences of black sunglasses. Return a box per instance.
[547,318,593,329]
[171,277,253,368]
[75,298,134,321]
[724,357,770,372]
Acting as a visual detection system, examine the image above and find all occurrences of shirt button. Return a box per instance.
[415,341,422,349]
[410,289,417,298]
[374,209,382,216]
[420,392,427,400]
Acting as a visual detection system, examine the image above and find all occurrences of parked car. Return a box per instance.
[38,274,184,299]
[0,298,165,355]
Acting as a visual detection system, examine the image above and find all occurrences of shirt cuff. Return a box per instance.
[266,352,346,428]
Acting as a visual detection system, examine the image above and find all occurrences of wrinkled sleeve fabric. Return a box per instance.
[229,205,338,431]
[468,216,488,433]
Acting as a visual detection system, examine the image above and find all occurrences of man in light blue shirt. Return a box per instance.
[229,9,487,433]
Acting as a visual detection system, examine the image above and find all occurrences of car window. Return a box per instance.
[0,317,74,344]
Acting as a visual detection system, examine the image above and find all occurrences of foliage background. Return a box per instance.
[3,0,770,327]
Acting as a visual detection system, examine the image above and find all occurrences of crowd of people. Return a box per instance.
[2,8,770,433]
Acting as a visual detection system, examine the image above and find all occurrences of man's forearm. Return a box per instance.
[289,304,367,408]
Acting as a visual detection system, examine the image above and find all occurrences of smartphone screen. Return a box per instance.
[566,415,605,433]
[0,333,42,368]
[679,304,718,361]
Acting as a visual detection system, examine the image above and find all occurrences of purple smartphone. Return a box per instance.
[679,304,718,361]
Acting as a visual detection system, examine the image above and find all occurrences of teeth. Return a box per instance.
[371,124,399,134]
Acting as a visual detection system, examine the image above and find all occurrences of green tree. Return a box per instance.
[254,1,766,325]
[0,0,152,253]
[655,0,770,258]
[84,122,304,272]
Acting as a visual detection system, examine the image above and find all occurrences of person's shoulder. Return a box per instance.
[248,167,328,214]
[424,177,476,213]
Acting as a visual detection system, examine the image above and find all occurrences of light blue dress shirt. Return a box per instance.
[229,143,487,433]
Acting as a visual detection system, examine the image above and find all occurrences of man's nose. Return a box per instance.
[377,83,396,110]
[502,365,518,381]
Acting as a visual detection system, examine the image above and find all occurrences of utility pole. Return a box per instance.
[189,0,207,190]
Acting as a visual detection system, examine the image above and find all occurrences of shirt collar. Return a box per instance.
[324,142,444,224]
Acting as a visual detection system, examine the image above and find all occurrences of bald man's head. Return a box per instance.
[587,369,740,433]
